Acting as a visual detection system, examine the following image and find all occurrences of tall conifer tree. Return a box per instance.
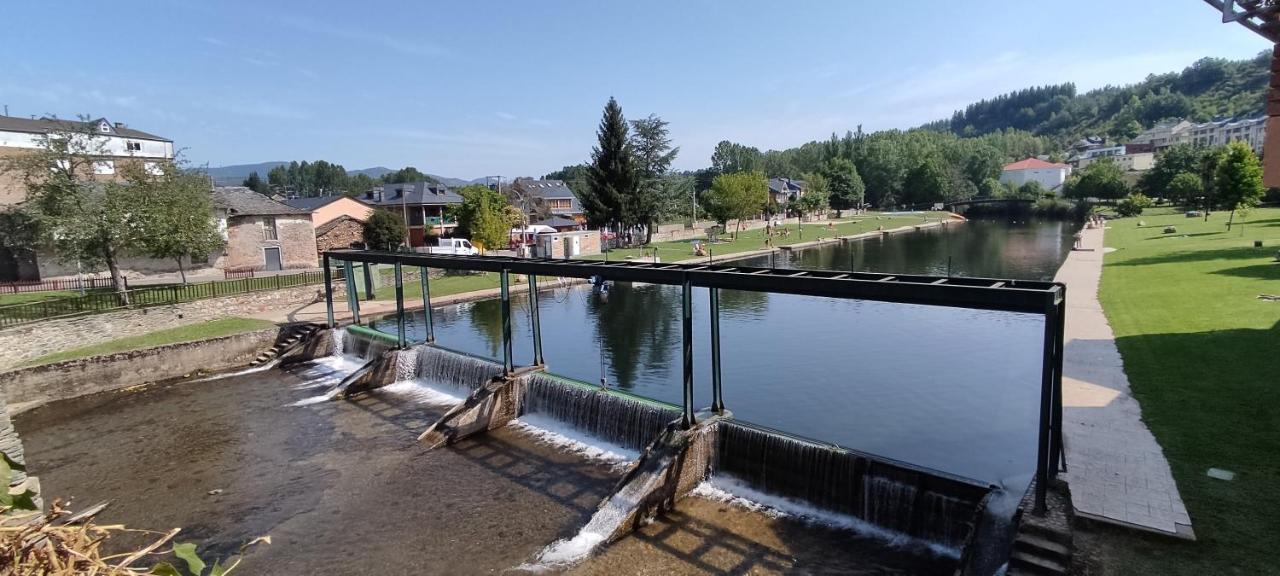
[583,97,637,239]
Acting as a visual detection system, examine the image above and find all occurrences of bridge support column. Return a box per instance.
[322,254,335,328]
[709,287,724,414]
[1034,295,1063,514]
[500,268,514,375]
[362,262,375,300]
[681,277,696,428]
[528,274,544,366]
[344,260,360,325]
[394,262,406,349]
[419,266,435,343]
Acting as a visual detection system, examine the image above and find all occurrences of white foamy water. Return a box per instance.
[509,414,640,467]
[286,355,367,405]
[190,360,277,383]
[691,476,961,559]
[375,379,467,406]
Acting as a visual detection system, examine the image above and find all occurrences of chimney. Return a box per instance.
[114,122,126,129]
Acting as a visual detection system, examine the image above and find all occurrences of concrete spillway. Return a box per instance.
[294,327,999,573]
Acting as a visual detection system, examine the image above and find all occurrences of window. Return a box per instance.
[98,121,111,133]
[262,216,278,241]
[93,160,115,175]
[126,141,142,152]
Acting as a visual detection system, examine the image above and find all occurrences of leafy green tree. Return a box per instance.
[820,157,865,211]
[582,97,638,238]
[1166,172,1203,206]
[134,164,224,284]
[345,173,377,197]
[629,113,679,243]
[704,171,767,238]
[1064,159,1129,201]
[362,209,406,250]
[1137,144,1204,198]
[902,158,950,205]
[710,141,763,174]
[267,160,351,195]
[794,172,829,219]
[380,166,434,185]
[1115,192,1154,217]
[979,177,1004,198]
[456,184,515,250]
[1005,180,1048,200]
[242,171,268,194]
[1213,140,1265,230]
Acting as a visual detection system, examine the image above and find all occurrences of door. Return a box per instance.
[570,235,581,257]
[264,247,282,271]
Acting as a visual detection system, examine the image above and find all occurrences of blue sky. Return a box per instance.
[0,1,1270,178]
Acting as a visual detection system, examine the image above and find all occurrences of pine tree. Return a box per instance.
[583,98,637,241]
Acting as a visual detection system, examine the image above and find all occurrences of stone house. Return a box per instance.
[212,187,317,272]
[313,215,365,258]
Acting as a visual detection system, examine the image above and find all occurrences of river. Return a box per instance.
[371,218,1075,488]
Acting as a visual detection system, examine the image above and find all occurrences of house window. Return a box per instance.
[126,141,142,152]
[99,122,111,133]
[263,216,278,241]
[93,160,115,175]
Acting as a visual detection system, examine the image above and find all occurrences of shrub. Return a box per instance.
[1116,193,1154,217]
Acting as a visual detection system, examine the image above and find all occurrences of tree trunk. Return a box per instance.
[104,244,129,306]
[176,257,187,285]
[1227,208,1236,231]
[644,220,654,245]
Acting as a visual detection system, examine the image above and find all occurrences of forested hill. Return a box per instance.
[920,52,1270,142]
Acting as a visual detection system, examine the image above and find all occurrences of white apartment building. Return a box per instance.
[1187,116,1266,154]
[1000,158,1071,192]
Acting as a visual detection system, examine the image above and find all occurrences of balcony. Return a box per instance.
[425,216,458,226]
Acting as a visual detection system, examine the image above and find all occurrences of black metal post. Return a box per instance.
[322,254,334,328]
[362,261,375,300]
[681,278,696,428]
[1034,302,1058,514]
[1050,290,1067,475]
[528,274,544,366]
[710,286,724,414]
[500,268,513,375]
[394,262,406,349]
[419,266,435,343]
[344,260,361,325]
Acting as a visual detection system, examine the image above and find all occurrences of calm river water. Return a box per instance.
[371,219,1075,487]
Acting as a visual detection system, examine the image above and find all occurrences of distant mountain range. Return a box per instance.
[203,162,488,187]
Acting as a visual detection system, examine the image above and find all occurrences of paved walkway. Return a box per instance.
[1056,226,1193,538]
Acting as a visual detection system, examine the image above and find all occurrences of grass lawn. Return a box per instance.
[0,290,80,306]
[1085,206,1280,574]
[17,317,278,368]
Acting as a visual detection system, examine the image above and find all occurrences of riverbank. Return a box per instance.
[1072,207,1280,575]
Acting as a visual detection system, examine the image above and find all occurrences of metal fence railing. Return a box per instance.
[0,276,128,294]
[0,270,332,330]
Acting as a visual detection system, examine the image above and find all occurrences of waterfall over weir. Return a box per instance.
[521,374,680,453]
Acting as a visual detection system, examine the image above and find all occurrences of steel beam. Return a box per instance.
[1034,302,1058,514]
[362,262,375,300]
[394,262,406,349]
[528,274,544,366]
[1050,291,1067,476]
[419,266,435,343]
[322,253,335,328]
[324,251,1063,314]
[343,260,361,325]
[500,268,513,375]
[681,278,696,428]
[710,287,724,414]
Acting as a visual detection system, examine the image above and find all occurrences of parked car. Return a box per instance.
[426,238,479,256]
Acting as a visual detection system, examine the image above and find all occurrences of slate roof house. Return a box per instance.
[213,187,318,272]
[362,182,463,247]
[509,178,584,223]
[767,178,805,206]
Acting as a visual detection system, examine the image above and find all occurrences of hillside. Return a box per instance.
[921,52,1269,143]
[204,161,288,186]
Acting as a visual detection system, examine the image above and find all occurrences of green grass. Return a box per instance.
[1089,206,1280,574]
[18,317,278,368]
[0,290,80,306]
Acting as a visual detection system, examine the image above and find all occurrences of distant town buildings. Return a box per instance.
[767,177,805,207]
[1126,116,1266,156]
[362,182,463,247]
[999,158,1071,191]
[283,195,373,259]
[509,178,585,223]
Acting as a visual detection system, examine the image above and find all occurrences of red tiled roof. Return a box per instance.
[1002,158,1069,171]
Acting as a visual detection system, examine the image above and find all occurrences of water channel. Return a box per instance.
[369,218,1076,489]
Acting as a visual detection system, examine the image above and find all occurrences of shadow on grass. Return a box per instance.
[1141,231,1226,241]
[1108,245,1278,267]
[1101,321,1280,575]
[1209,262,1280,281]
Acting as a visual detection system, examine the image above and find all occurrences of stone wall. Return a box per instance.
[0,283,326,370]
[1,327,280,412]
[316,218,364,259]
[223,215,318,272]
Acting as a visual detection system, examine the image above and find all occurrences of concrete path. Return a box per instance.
[1056,226,1193,538]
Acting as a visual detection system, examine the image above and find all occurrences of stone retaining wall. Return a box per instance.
[0,284,327,370]
[1,327,280,412]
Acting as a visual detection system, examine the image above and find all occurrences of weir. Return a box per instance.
[301,251,1068,573]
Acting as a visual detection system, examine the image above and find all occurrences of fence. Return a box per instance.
[0,276,128,295]
[0,270,331,330]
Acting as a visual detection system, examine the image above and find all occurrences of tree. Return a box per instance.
[380,166,433,185]
[2,117,139,302]
[1064,159,1128,201]
[1115,192,1154,217]
[243,171,268,194]
[1213,140,1265,230]
[345,173,377,197]
[1166,172,1203,206]
[820,157,865,211]
[1136,144,1204,199]
[795,172,829,219]
[134,164,223,284]
[704,171,767,238]
[456,184,514,251]
[902,157,950,206]
[710,141,763,174]
[629,114,679,244]
[582,98,637,239]
[1007,180,1048,200]
[362,210,406,250]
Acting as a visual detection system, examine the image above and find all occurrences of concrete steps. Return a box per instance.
[1009,510,1072,576]
[250,324,320,366]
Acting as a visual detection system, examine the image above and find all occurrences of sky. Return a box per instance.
[0,1,1271,179]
